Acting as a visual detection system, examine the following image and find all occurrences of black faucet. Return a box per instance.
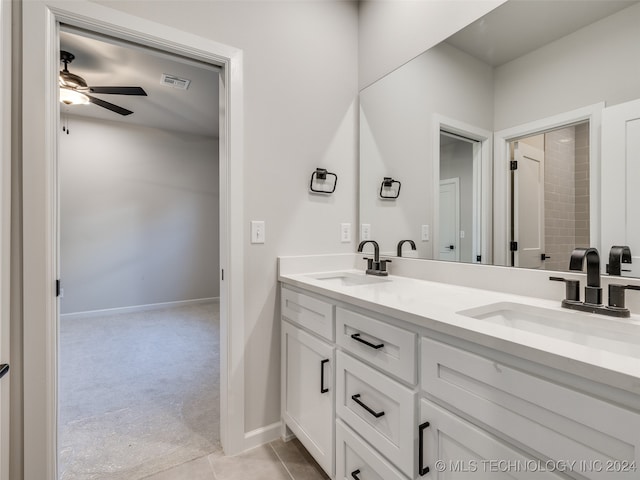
[550,247,639,318]
[606,246,632,275]
[569,247,602,305]
[397,239,416,257]
[358,240,391,276]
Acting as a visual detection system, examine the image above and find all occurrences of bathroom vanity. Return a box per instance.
[279,257,640,480]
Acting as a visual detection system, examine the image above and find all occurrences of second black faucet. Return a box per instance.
[358,240,391,276]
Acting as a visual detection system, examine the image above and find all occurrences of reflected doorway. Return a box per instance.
[509,122,590,271]
[438,131,481,263]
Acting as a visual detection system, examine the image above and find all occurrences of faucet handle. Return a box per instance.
[362,257,374,270]
[379,259,392,273]
[549,276,580,302]
[608,284,640,309]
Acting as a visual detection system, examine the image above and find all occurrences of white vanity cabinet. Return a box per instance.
[420,337,640,480]
[281,288,336,476]
[418,399,566,480]
[280,281,640,480]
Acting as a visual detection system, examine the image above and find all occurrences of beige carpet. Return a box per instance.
[58,301,221,480]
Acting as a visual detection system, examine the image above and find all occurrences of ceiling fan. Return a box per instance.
[59,50,147,116]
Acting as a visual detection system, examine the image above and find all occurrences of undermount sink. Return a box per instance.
[306,271,391,287]
[457,302,640,358]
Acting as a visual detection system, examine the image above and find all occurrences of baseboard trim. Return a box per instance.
[60,297,220,320]
[243,422,281,451]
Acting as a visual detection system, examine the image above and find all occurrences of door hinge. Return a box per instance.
[56,279,61,297]
[510,241,518,252]
[221,269,224,281]
[510,160,518,170]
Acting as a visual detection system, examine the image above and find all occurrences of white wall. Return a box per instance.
[59,116,219,314]
[358,0,506,89]
[359,42,493,258]
[494,1,640,131]
[93,0,360,433]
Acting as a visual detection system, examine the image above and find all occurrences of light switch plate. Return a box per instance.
[361,224,371,241]
[251,221,265,244]
[421,225,430,241]
[340,223,351,243]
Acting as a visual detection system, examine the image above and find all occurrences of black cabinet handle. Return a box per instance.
[352,394,385,418]
[0,364,8,379]
[351,333,384,350]
[351,469,361,480]
[320,359,329,394]
[418,421,430,476]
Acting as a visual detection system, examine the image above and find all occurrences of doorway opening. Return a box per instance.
[508,121,590,270]
[438,131,482,263]
[432,115,492,265]
[57,27,221,479]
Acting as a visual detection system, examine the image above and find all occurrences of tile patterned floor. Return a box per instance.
[141,439,330,480]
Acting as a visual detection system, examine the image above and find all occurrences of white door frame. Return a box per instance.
[22,2,245,479]
[433,114,492,264]
[0,1,12,479]
[493,103,604,266]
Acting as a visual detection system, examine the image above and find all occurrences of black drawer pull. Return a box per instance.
[351,469,361,480]
[351,394,385,418]
[320,359,329,394]
[418,421,430,476]
[350,333,384,350]
[0,364,8,379]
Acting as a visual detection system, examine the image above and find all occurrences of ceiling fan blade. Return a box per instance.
[89,86,147,96]
[87,95,134,116]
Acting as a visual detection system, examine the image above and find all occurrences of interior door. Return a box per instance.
[439,178,460,261]
[512,141,545,268]
[602,98,640,277]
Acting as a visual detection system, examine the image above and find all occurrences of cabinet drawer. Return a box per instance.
[421,337,640,479]
[282,286,335,341]
[337,307,416,384]
[419,398,565,479]
[336,420,407,480]
[336,351,415,477]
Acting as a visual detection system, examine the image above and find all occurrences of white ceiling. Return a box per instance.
[59,29,219,138]
[445,0,639,67]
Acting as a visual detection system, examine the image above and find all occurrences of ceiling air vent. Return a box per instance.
[160,74,191,90]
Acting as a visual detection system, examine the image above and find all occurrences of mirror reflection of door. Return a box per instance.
[511,140,545,268]
[439,178,459,261]
[439,131,480,263]
[509,122,590,271]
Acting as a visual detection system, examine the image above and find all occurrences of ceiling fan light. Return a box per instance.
[60,87,90,105]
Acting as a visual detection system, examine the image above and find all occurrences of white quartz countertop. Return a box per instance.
[279,269,640,397]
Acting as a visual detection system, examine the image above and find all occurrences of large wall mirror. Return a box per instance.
[359,0,640,275]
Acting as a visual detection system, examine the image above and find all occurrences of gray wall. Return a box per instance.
[494,1,640,130]
[59,116,219,314]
